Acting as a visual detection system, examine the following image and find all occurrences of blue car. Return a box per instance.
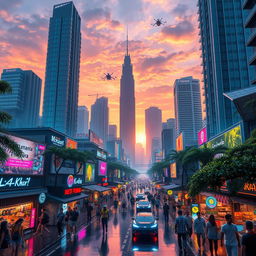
[136,200,152,213]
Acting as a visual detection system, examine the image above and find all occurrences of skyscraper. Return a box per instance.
[108,124,117,140]
[198,0,254,138]
[77,106,89,137]
[42,2,81,137]
[0,68,41,128]
[90,97,109,146]
[120,33,136,165]
[145,107,162,162]
[174,76,202,147]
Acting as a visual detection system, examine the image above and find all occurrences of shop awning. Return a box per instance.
[161,184,181,190]
[47,193,88,203]
[83,185,111,192]
[0,188,48,199]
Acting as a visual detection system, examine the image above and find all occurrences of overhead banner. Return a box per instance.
[0,133,45,175]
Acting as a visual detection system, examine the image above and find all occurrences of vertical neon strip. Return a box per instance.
[30,208,36,228]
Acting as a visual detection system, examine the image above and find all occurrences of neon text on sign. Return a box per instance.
[30,208,36,228]
[64,188,82,195]
[51,135,65,146]
[243,183,256,192]
[0,177,31,187]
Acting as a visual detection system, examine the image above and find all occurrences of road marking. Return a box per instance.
[121,222,132,251]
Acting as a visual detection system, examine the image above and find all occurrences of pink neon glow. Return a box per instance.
[198,127,207,146]
[78,228,86,241]
[6,159,33,168]
[38,145,46,150]
[99,161,107,176]
[30,208,36,228]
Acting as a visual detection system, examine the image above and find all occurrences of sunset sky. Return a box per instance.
[0,0,202,147]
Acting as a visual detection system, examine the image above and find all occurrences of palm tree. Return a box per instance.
[0,80,23,162]
[183,145,227,168]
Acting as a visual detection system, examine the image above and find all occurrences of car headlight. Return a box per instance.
[150,224,157,228]
[133,221,139,228]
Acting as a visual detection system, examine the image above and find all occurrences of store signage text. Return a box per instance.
[51,135,65,147]
[67,175,82,188]
[64,188,82,195]
[0,177,31,187]
[243,183,256,192]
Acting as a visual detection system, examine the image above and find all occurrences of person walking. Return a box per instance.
[206,215,219,256]
[221,214,240,256]
[241,221,256,256]
[101,205,109,233]
[35,208,50,235]
[163,202,170,223]
[65,206,72,234]
[185,211,193,243]
[87,203,93,223]
[194,212,206,254]
[155,198,160,216]
[175,210,188,254]
[70,206,79,236]
[56,208,65,236]
[0,221,11,256]
[11,218,24,256]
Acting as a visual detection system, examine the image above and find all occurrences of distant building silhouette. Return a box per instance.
[90,97,109,147]
[42,2,81,137]
[108,124,117,140]
[77,106,89,138]
[120,32,136,165]
[174,76,202,147]
[145,107,162,163]
[0,68,41,128]
[135,143,145,166]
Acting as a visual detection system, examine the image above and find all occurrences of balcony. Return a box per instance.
[243,0,256,9]
[245,4,256,28]
[247,29,256,46]
[249,51,256,65]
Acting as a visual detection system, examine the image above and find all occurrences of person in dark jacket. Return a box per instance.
[0,221,11,255]
[57,208,65,236]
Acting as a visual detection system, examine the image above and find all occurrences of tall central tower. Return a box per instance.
[120,33,136,165]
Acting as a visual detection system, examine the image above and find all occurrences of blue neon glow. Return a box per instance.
[206,196,217,209]
[150,224,157,228]
[132,247,139,251]
[152,248,158,251]
[133,223,139,228]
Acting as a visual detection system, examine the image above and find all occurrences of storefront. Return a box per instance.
[83,185,111,203]
[0,132,46,233]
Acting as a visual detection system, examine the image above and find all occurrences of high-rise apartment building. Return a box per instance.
[90,97,109,146]
[174,76,202,147]
[42,2,81,137]
[120,34,136,165]
[198,0,254,138]
[108,124,117,140]
[145,107,162,162]
[77,106,89,137]
[0,68,41,128]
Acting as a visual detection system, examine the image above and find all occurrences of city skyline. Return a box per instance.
[0,0,202,143]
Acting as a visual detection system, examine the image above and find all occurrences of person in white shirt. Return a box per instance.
[194,212,206,253]
[221,214,240,256]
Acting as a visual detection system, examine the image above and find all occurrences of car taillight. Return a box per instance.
[154,236,158,242]
[133,236,137,242]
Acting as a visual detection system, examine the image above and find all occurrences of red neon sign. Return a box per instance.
[64,188,82,195]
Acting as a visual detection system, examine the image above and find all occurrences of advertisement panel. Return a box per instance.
[0,133,45,175]
[98,161,107,176]
[47,134,65,147]
[85,163,95,182]
[203,124,242,149]
[66,138,77,149]
[198,127,207,146]
[89,130,104,148]
[51,155,84,175]
[170,163,177,178]
[176,133,183,151]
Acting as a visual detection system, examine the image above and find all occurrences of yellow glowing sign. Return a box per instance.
[192,206,199,214]
[167,190,173,196]
[185,194,190,200]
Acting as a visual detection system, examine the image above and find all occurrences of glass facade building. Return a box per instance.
[198,0,254,138]
[42,2,81,137]
[0,68,42,128]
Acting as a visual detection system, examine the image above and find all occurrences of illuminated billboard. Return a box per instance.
[203,124,242,149]
[198,127,207,146]
[66,138,77,149]
[98,161,107,176]
[89,130,104,148]
[170,163,177,178]
[176,133,183,151]
[85,163,95,182]
[0,133,45,175]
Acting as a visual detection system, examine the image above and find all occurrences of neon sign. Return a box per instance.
[51,135,65,147]
[67,175,74,188]
[0,177,31,187]
[206,196,217,209]
[30,208,36,228]
[64,188,82,195]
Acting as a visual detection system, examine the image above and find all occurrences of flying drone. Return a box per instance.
[102,73,116,81]
[151,18,167,27]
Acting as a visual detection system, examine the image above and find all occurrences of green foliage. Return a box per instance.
[107,160,137,175]
[0,80,12,94]
[188,143,256,197]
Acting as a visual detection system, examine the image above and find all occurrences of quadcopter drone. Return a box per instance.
[151,18,167,27]
[102,73,116,81]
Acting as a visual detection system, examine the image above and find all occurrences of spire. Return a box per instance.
[126,25,129,56]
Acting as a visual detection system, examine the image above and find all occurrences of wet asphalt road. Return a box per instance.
[43,202,194,256]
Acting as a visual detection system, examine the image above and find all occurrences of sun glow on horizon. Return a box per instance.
[136,133,146,147]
